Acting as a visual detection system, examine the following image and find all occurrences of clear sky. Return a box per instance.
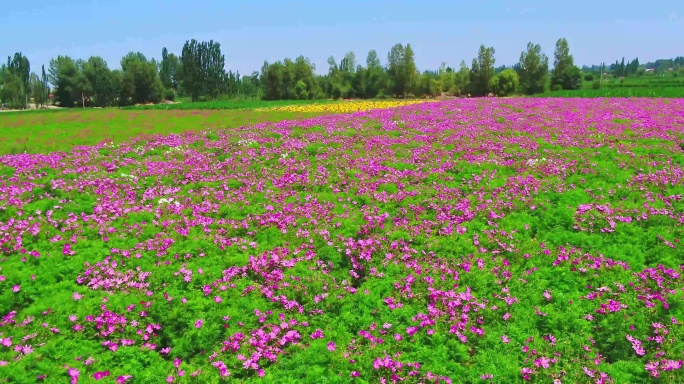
[1,0,683,76]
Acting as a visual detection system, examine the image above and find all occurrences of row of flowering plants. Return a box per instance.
[1,97,684,382]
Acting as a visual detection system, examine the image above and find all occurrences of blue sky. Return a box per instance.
[1,0,683,76]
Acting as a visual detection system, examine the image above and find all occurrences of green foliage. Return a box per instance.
[469,45,496,96]
[550,38,582,91]
[5,37,683,112]
[120,52,164,105]
[518,42,549,95]
[181,39,227,102]
[554,65,582,91]
[294,80,309,100]
[489,69,519,96]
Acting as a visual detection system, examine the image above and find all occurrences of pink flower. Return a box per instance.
[72,292,82,301]
[93,371,110,380]
[194,319,203,329]
[11,285,20,293]
[309,329,324,339]
[326,342,336,352]
[68,368,80,378]
[501,335,510,343]
[534,357,550,369]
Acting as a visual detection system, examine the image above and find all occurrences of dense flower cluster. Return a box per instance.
[0,98,683,382]
[253,99,435,113]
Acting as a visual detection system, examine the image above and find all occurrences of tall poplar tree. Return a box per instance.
[517,42,549,95]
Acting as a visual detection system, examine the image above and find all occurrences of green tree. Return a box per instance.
[204,40,227,100]
[7,53,30,108]
[83,56,118,107]
[551,38,581,90]
[29,73,44,107]
[437,62,454,96]
[120,52,163,105]
[294,80,308,100]
[0,72,24,109]
[339,51,357,98]
[453,60,471,96]
[416,71,440,97]
[181,40,226,101]
[387,43,407,97]
[73,59,92,108]
[555,65,582,91]
[489,68,519,96]
[48,55,80,108]
[40,65,50,106]
[181,39,203,102]
[469,45,496,96]
[517,42,549,95]
[293,55,316,99]
[159,47,175,91]
[363,50,385,98]
[403,44,418,97]
[325,56,343,99]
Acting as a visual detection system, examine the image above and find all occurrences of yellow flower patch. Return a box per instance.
[254,100,436,113]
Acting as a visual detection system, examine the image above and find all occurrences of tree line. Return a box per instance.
[0,38,679,109]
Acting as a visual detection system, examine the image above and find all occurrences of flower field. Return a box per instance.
[0,109,326,155]
[1,98,684,383]
[252,100,436,113]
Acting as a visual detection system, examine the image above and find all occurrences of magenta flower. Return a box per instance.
[309,329,324,339]
[11,285,20,293]
[93,371,110,380]
[326,342,336,352]
[194,319,203,329]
